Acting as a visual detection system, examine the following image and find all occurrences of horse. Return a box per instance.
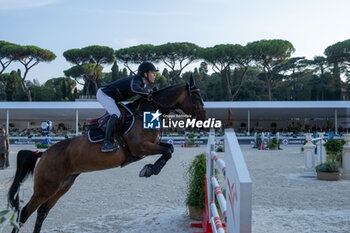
[7,77,206,233]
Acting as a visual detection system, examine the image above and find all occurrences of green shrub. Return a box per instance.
[324,139,345,163]
[216,146,223,152]
[185,153,219,208]
[268,137,279,148]
[187,140,195,146]
[35,142,42,148]
[187,133,195,139]
[315,161,339,173]
[35,143,55,149]
[186,153,206,209]
[324,139,345,154]
[0,209,20,231]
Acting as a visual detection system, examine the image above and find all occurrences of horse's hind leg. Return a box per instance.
[33,174,79,233]
[11,194,52,233]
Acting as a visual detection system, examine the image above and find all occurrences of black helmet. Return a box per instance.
[137,62,158,76]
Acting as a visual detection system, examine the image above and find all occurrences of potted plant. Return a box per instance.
[315,160,340,181]
[324,139,345,167]
[186,153,206,220]
[185,133,196,147]
[268,137,279,150]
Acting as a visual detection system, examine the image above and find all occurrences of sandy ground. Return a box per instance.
[1,144,350,233]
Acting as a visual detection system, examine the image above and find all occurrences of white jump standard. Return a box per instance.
[191,129,252,233]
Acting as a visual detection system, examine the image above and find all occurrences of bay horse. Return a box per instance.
[8,77,206,233]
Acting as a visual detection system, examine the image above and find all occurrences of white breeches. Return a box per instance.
[96,89,121,117]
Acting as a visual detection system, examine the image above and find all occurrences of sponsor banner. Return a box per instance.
[143,110,222,129]
[10,139,62,145]
[9,136,310,146]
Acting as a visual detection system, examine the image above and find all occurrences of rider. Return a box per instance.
[96,61,158,152]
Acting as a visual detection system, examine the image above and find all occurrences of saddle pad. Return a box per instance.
[87,104,135,143]
[88,128,105,143]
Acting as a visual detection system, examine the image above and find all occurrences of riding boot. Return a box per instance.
[101,114,120,152]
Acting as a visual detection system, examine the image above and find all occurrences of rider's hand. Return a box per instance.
[152,86,158,92]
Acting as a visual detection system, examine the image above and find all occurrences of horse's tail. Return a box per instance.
[8,150,43,211]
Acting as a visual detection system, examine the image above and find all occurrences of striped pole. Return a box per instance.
[211,176,227,219]
[210,201,225,233]
[211,151,226,177]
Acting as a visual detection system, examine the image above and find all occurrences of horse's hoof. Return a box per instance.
[139,164,153,178]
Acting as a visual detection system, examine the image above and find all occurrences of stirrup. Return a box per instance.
[101,142,119,152]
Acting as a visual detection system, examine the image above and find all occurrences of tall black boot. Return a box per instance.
[101,114,120,152]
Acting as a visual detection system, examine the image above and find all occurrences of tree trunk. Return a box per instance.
[266,74,272,101]
[83,75,91,96]
[92,79,98,96]
[21,67,32,101]
[0,60,13,75]
[267,82,272,101]
[21,79,32,102]
[231,67,248,101]
[333,62,340,79]
[221,69,232,101]
[85,80,90,96]
[174,72,181,84]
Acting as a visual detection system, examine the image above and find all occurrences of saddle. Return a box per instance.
[86,103,134,137]
[86,104,140,167]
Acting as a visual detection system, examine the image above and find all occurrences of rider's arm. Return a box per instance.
[130,76,152,96]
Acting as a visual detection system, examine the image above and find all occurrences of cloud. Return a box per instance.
[0,0,61,10]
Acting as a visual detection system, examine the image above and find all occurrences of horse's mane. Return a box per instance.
[126,83,186,109]
[154,83,184,93]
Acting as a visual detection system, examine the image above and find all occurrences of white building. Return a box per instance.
[0,101,349,135]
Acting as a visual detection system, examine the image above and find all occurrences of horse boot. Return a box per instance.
[101,114,120,152]
[151,157,168,175]
[139,153,171,177]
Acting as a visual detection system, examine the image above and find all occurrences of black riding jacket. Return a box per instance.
[101,74,152,101]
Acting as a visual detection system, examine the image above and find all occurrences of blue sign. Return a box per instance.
[42,138,51,145]
[143,110,161,129]
[41,121,52,135]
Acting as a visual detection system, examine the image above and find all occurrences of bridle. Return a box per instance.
[187,87,206,118]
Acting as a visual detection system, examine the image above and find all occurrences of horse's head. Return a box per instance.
[178,75,207,121]
[143,75,206,120]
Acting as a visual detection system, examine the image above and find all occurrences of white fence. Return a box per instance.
[302,133,326,177]
[206,129,252,233]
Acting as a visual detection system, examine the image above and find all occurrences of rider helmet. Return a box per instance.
[137,62,158,77]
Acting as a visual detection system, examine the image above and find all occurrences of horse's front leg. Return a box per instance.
[157,141,174,153]
[138,142,173,178]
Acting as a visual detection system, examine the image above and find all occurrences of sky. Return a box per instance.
[1,0,350,85]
